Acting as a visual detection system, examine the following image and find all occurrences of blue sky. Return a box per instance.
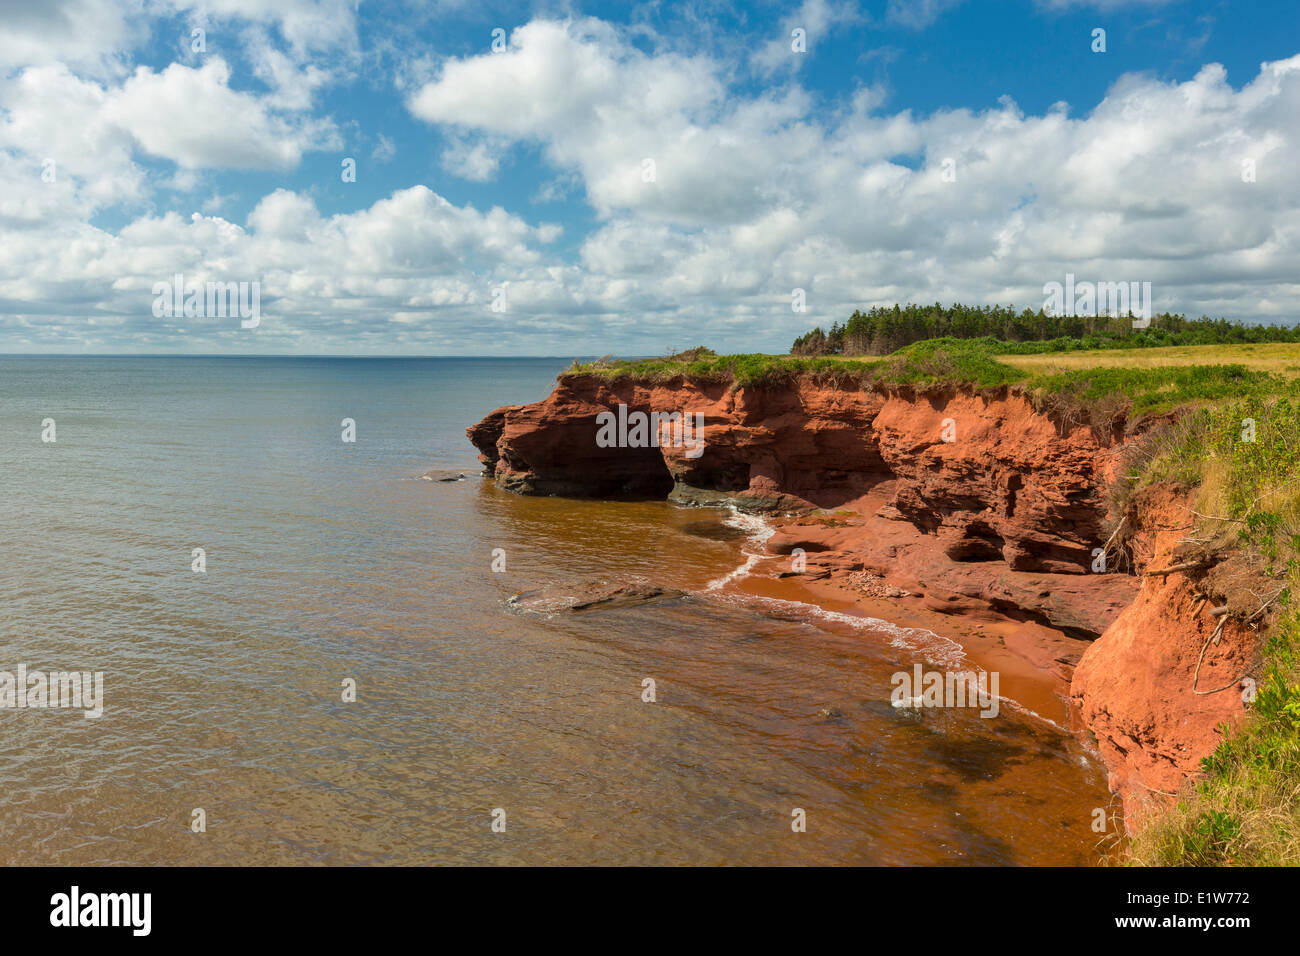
[1,0,1298,355]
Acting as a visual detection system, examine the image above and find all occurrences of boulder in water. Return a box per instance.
[508,581,687,613]
[420,469,469,482]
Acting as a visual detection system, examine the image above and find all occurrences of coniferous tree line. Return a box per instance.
[790,304,1300,355]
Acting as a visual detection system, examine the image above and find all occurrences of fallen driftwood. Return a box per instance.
[1144,559,1213,577]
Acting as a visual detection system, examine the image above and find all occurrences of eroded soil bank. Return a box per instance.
[468,373,1261,829]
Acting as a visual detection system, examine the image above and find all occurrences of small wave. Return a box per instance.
[703,507,777,591]
[704,552,763,591]
[696,510,1074,735]
[721,507,777,547]
[732,591,968,670]
[1000,699,1068,733]
[706,589,1074,733]
[697,509,965,666]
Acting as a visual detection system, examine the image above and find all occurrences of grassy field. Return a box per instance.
[999,342,1300,377]
[579,341,1300,387]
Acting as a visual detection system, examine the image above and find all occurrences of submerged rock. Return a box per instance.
[508,581,687,614]
[420,469,469,482]
[818,706,846,724]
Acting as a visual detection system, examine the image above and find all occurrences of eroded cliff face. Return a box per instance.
[468,373,1255,830]
[470,375,1118,571]
[1070,486,1256,827]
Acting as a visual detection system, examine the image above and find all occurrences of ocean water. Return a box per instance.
[0,356,1110,865]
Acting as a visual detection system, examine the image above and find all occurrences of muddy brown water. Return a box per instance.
[0,357,1111,864]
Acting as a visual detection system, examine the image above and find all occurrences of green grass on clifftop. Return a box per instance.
[569,339,1295,418]
[568,351,887,388]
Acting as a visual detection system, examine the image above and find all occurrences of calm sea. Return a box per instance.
[0,356,1109,865]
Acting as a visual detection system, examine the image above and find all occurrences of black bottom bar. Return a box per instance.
[1,865,1273,943]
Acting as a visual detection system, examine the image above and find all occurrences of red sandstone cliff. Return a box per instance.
[471,375,1118,568]
[468,372,1258,831]
[1071,486,1257,826]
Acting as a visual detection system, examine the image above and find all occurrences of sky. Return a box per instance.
[0,0,1297,356]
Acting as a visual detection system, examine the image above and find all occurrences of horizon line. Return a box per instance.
[0,353,594,359]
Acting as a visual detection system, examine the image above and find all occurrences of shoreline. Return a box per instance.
[701,493,1087,730]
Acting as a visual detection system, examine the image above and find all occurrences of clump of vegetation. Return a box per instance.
[663,346,717,362]
[1135,396,1300,567]
[872,337,1027,388]
[568,352,887,389]
[1032,364,1281,419]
